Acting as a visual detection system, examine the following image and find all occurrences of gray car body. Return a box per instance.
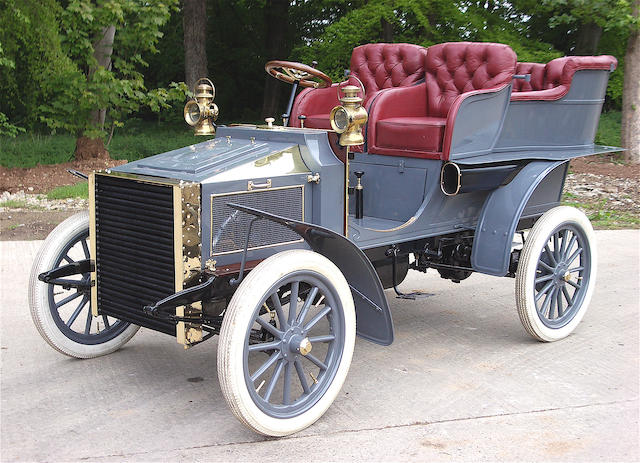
[112,67,617,345]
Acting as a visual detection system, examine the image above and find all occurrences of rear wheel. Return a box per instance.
[217,249,356,436]
[29,211,139,358]
[515,206,596,342]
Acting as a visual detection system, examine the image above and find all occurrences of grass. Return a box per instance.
[0,199,43,210]
[562,198,640,229]
[0,119,211,168]
[594,110,621,147]
[46,182,88,200]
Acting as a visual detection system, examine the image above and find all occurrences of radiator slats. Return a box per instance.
[95,175,176,336]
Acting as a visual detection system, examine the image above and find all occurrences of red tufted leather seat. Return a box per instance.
[368,42,517,159]
[289,43,428,129]
[511,55,617,101]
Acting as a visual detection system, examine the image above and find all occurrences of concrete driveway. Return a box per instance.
[1,230,638,462]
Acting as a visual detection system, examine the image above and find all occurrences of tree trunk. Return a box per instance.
[381,17,393,42]
[574,22,602,55]
[76,25,115,161]
[621,0,640,164]
[261,0,290,119]
[183,0,208,91]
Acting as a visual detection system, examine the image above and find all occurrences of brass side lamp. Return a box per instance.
[184,78,219,136]
[329,85,368,146]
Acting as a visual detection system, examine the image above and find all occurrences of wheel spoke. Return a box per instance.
[562,285,574,307]
[556,287,564,317]
[294,358,310,394]
[84,308,93,334]
[538,260,554,272]
[567,279,582,290]
[552,233,560,261]
[54,291,83,308]
[296,286,318,326]
[248,340,281,352]
[102,315,111,329]
[62,254,75,264]
[263,359,284,402]
[66,296,88,327]
[563,235,578,261]
[81,239,90,259]
[535,274,554,284]
[559,229,569,257]
[304,305,332,332]
[269,293,287,328]
[535,281,554,302]
[568,266,584,273]
[282,361,292,405]
[303,352,328,371]
[549,287,557,319]
[255,316,283,339]
[539,287,554,317]
[566,247,583,266]
[288,281,299,326]
[308,334,335,343]
[544,244,557,266]
[251,351,280,382]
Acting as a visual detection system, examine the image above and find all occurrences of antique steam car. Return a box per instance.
[29,42,619,436]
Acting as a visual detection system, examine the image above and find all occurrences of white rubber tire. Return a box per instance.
[29,211,139,358]
[217,249,356,436]
[515,206,597,342]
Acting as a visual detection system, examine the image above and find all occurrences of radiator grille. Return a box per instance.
[94,175,176,335]
[211,186,303,255]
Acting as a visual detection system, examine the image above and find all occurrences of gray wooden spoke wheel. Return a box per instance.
[217,249,356,436]
[516,206,597,342]
[29,211,139,358]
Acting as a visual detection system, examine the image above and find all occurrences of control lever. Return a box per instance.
[298,114,306,128]
[354,171,364,219]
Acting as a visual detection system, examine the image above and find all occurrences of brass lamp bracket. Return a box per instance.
[184,77,219,136]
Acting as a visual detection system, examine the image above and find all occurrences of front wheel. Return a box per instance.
[515,206,597,342]
[217,249,356,436]
[29,211,139,358]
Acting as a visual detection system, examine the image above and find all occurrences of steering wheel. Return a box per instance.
[265,60,332,88]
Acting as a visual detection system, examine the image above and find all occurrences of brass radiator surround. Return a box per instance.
[89,171,202,346]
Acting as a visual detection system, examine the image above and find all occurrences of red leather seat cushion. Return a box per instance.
[376,116,446,153]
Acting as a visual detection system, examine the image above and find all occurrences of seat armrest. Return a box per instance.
[510,85,569,102]
[366,83,427,149]
[442,84,512,160]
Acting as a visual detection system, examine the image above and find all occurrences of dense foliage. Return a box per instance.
[0,0,636,136]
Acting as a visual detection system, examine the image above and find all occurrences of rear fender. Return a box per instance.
[228,203,394,345]
[471,160,567,276]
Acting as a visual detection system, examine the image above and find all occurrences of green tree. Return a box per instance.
[37,0,186,159]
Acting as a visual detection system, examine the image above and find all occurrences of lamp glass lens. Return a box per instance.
[333,107,349,131]
[188,103,201,125]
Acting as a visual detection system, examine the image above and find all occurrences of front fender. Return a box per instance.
[228,203,394,345]
[471,160,567,276]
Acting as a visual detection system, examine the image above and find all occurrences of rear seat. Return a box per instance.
[511,56,617,101]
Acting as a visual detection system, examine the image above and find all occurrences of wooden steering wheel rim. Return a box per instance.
[265,60,332,88]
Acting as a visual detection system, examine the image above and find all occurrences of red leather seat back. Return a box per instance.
[513,62,546,91]
[424,42,517,118]
[350,43,428,108]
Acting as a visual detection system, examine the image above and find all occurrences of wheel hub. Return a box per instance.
[281,326,312,360]
[553,262,569,286]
